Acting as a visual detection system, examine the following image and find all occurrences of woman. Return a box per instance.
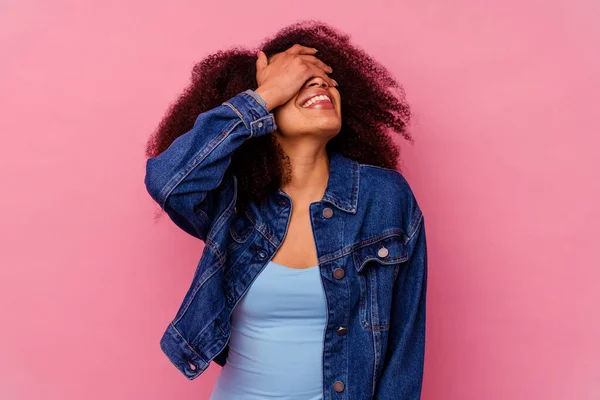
[144,20,427,399]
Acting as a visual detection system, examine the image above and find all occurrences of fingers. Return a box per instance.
[306,64,337,87]
[258,44,337,88]
[290,46,335,85]
[299,54,333,73]
[287,43,319,55]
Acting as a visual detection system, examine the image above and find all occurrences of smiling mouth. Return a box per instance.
[301,94,334,109]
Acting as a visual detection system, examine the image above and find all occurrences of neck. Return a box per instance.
[277,142,330,205]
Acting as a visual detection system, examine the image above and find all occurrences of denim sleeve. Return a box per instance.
[374,207,428,399]
[144,89,277,240]
[252,90,268,109]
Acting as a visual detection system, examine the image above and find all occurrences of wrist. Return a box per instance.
[254,86,280,112]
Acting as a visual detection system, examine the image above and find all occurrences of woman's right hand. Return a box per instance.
[254,44,337,111]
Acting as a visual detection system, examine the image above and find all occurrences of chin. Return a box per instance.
[313,118,342,132]
[311,124,341,138]
[276,115,342,137]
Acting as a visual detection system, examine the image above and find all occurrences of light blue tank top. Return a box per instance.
[208,260,327,400]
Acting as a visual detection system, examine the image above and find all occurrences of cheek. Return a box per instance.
[273,106,304,133]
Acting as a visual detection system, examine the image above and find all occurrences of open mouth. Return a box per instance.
[301,94,334,109]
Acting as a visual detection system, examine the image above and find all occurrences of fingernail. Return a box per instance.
[332,79,338,86]
[313,48,318,52]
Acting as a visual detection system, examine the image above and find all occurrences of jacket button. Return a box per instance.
[336,326,347,336]
[258,122,263,128]
[333,268,345,279]
[377,246,389,258]
[333,380,345,392]
[257,250,267,259]
[322,207,333,218]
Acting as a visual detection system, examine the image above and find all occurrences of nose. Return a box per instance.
[304,76,330,88]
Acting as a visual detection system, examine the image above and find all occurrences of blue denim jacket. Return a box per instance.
[144,89,428,399]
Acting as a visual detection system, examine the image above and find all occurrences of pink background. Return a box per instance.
[1,1,598,399]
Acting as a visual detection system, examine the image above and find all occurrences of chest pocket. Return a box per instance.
[228,208,255,245]
[352,231,408,331]
[222,209,256,301]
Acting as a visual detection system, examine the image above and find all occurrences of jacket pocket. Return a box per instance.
[221,209,257,302]
[228,209,255,245]
[352,230,408,331]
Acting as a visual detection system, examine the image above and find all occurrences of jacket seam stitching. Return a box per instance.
[222,101,249,132]
[406,208,423,243]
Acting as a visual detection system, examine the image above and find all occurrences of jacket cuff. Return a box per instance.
[222,89,277,138]
[247,89,269,109]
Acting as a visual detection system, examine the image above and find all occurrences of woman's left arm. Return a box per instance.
[374,208,428,399]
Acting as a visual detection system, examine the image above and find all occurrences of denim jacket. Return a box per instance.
[144,89,428,399]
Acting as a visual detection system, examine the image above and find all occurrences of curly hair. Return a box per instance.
[145,20,413,217]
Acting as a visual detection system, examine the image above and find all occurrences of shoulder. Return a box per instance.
[357,162,423,240]
[358,163,416,202]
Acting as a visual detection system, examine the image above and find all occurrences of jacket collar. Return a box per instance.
[276,150,360,214]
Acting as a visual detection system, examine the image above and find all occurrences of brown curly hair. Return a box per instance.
[145,20,413,217]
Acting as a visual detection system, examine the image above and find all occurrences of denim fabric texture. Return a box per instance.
[144,89,428,399]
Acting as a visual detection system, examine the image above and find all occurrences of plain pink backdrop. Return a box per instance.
[1,1,599,399]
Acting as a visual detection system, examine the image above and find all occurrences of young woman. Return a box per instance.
[145,21,427,400]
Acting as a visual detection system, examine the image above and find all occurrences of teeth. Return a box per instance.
[302,94,331,107]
